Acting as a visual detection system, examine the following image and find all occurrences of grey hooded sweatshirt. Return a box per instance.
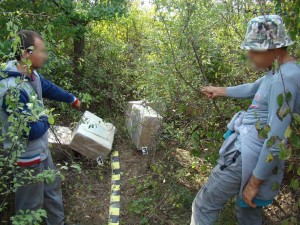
[225,61,300,201]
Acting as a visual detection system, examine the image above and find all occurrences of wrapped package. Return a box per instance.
[48,126,73,160]
[128,104,163,151]
[48,126,72,145]
[126,100,147,131]
[126,100,165,131]
[69,111,116,161]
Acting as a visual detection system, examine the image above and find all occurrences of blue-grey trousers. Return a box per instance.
[15,152,65,225]
[190,147,263,225]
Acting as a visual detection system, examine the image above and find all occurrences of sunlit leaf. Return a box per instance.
[266,136,277,149]
[272,181,279,191]
[266,153,274,162]
[284,126,292,139]
[277,106,291,120]
[48,115,55,125]
[278,147,292,160]
[256,120,261,130]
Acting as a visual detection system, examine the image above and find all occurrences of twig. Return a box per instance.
[159,12,203,97]
[218,13,244,40]
[49,125,74,161]
[180,1,220,113]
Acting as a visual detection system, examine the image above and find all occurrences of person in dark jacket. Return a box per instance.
[0,30,81,225]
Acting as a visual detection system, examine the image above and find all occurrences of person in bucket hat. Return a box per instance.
[191,15,299,225]
[241,15,294,51]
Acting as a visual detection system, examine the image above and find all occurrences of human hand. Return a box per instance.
[242,175,262,208]
[71,98,81,110]
[201,86,227,99]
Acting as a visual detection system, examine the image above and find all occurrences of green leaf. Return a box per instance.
[256,120,261,130]
[291,179,299,190]
[264,124,271,133]
[297,167,300,176]
[278,148,292,160]
[290,132,300,148]
[272,181,279,191]
[291,217,298,224]
[277,106,291,120]
[266,136,277,149]
[266,153,274,162]
[258,129,266,139]
[293,113,300,124]
[277,93,284,107]
[258,125,270,139]
[281,220,289,225]
[285,91,292,101]
[48,115,55,125]
[284,126,292,139]
[288,163,293,172]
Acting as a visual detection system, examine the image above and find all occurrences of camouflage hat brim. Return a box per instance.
[241,38,295,51]
[241,15,295,51]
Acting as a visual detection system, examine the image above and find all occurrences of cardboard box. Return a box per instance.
[125,100,165,131]
[128,104,162,151]
[48,126,73,160]
[48,126,72,145]
[69,111,116,161]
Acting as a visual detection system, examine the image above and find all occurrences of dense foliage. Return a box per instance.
[0,0,299,224]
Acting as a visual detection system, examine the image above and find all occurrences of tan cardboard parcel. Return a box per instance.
[48,111,116,162]
[126,103,163,151]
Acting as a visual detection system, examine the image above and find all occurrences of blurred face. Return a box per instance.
[22,38,48,69]
[247,50,276,71]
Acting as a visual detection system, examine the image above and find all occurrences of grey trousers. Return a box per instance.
[190,147,262,225]
[15,152,65,225]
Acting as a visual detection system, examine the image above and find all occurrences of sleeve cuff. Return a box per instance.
[252,156,274,181]
[252,170,267,181]
[71,97,79,107]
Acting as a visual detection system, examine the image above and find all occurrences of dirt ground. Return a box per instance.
[3,117,293,225]
[54,134,154,225]
[56,135,299,225]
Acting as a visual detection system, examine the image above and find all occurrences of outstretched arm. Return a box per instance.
[201,76,265,99]
[226,75,265,99]
[40,75,81,109]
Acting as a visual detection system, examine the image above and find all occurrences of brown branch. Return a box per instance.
[218,13,244,40]
[189,35,208,84]
[159,13,202,96]
[188,34,220,113]
[180,0,220,112]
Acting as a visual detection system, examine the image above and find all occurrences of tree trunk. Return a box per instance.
[73,29,85,77]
